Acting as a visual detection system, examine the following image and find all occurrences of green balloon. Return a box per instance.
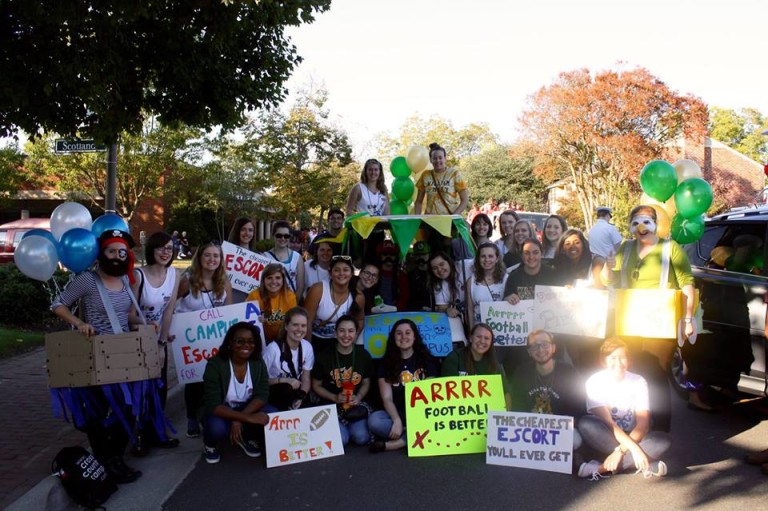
[640,160,678,202]
[390,156,411,178]
[390,199,408,215]
[392,176,415,202]
[674,178,713,218]
[670,214,705,244]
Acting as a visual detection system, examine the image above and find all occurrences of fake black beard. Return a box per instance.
[98,255,130,277]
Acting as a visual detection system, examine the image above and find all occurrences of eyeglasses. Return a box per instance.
[156,246,174,252]
[332,255,352,261]
[234,338,257,346]
[274,233,290,240]
[361,270,379,279]
[528,342,553,351]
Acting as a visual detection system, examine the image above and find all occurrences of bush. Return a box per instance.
[0,265,70,328]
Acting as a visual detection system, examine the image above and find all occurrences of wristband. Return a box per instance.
[614,445,627,454]
[683,318,692,323]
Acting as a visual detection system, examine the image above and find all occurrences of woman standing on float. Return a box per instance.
[345,158,390,216]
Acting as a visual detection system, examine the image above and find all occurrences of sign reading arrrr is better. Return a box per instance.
[221,241,274,294]
[169,302,264,384]
[480,300,533,347]
[264,406,344,468]
[486,411,574,474]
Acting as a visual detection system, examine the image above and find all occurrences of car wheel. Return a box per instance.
[669,347,693,399]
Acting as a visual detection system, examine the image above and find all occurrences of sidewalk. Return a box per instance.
[0,346,191,510]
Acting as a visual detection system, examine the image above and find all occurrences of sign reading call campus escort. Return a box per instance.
[169,302,264,384]
[221,241,274,294]
[264,406,344,468]
[406,375,506,457]
[363,312,452,359]
[486,411,574,474]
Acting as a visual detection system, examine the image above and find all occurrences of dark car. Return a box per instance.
[0,218,51,264]
[679,206,768,397]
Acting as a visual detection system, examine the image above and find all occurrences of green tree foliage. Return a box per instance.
[0,144,29,205]
[233,88,355,222]
[0,0,331,143]
[24,120,204,221]
[458,145,546,211]
[709,107,768,163]
[375,115,498,167]
[520,67,708,229]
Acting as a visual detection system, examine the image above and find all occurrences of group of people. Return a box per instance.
[48,141,764,485]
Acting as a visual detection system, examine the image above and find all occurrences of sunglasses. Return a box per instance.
[332,255,352,261]
[274,233,291,240]
[234,338,257,346]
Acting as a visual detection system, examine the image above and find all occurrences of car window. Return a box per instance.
[12,230,27,248]
[0,231,6,245]
[692,222,766,275]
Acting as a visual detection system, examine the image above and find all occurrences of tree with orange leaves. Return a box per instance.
[520,67,708,229]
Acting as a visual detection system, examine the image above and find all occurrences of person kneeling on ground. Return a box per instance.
[311,315,374,446]
[201,322,277,464]
[577,337,671,480]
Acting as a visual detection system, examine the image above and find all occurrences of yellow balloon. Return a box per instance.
[673,159,702,183]
[649,204,671,239]
[406,145,429,174]
[663,195,677,219]
[640,192,662,206]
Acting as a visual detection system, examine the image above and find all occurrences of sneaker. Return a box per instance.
[237,439,262,458]
[186,419,201,438]
[203,445,220,464]
[637,460,667,478]
[578,460,608,480]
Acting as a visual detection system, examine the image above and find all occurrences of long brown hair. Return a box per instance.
[360,158,388,194]
[464,323,500,375]
[258,263,291,317]
[189,241,226,298]
[473,242,506,283]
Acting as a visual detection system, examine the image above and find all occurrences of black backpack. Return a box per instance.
[52,446,118,509]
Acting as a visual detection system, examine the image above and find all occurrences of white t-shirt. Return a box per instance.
[304,260,330,295]
[468,273,508,324]
[585,369,649,432]
[225,360,253,407]
[262,339,315,379]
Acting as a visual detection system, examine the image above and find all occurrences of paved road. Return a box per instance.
[5,346,768,510]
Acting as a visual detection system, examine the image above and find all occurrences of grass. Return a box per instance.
[0,326,45,358]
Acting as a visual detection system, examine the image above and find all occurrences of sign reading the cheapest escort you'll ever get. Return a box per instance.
[406,375,506,457]
[221,241,275,294]
[532,285,608,339]
[363,312,452,359]
[169,302,264,384]
[264,405,344,468]
[486,411,574,474]
[480,300,534,347]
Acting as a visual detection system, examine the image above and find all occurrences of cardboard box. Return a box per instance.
[46,325,161,388]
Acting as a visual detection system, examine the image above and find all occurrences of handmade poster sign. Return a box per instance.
[221,241,274,294]
[615,288,699,339]
[480,300,533,347]
[264,405,344,468]
[363,312,452,359]
[486,411,574,474]
[532,285,608,338]
[406,375,506,457]
[169,302,264,384]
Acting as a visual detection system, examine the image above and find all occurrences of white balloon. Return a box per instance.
[673,159,702,184]
[14,236,59,281]
[50,202,93,241]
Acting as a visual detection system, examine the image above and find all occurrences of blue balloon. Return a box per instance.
[58,228,99,273]
[23,228,58,247]
[91,213,129,238]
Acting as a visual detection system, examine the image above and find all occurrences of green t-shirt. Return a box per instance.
[441,346,510,392]
[613,239,694,289]
[311,345,373,404]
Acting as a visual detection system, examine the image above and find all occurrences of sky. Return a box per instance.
[284,0,768,157]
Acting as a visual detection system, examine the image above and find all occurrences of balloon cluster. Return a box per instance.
[389,145,429,215]
[639,159,713,244]
[14,203,129,281]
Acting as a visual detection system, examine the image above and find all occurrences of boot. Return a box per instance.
[106,457,142,484]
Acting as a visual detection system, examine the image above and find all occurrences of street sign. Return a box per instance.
[54,139,107,153]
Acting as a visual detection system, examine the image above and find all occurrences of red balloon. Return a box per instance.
[763,163,768,177]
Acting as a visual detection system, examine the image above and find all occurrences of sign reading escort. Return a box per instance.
[55,139,107,153]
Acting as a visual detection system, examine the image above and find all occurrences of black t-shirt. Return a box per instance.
[378,353,440,417]
[311,345,373,404]
[509,360,584,418]
[503,264,558,300]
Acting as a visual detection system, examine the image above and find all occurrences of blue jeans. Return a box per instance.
[369,410,406,442]
[203,403,278,448]
[577,415,671,471]
[339,417,370,446]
